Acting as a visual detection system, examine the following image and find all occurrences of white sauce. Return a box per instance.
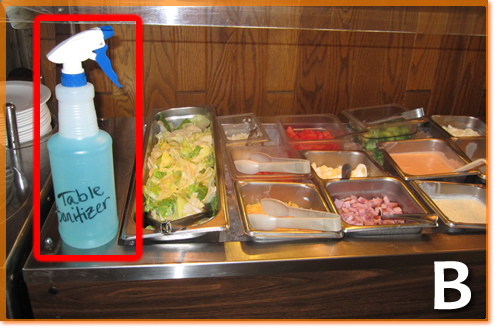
[432,196,486,224]
[443,125,481,137]
[226,132,249,140]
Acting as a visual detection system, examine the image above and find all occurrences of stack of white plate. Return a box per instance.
[5,81,53,144]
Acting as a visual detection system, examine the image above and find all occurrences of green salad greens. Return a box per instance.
[357,125,415,166]
[143,115,217,221]
[363,125,414,139]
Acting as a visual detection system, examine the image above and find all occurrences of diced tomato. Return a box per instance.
[286,126,299,139]
[298,130,317,140]
[323,130,334,139]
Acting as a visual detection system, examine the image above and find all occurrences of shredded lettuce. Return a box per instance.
[159,116,171,132]
[190,115,211,130]
[175,118,192,131]
[144,115,217,221]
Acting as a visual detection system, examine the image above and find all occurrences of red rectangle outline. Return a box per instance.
[32,14,143,262]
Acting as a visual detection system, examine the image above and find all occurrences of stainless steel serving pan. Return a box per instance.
[302,150,387,182]
[119,106,228,245]
[321,177,437,235]
[431,115,486,138]
[341,104,427,138]
[409,180,486,231]
[235,180,343,241]
[378,138,478,182]
[216,113,270,146]
[275,114,347,151]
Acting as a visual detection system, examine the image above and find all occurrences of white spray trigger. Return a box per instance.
[47,26,121,87]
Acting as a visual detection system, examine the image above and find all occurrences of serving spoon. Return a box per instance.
[260,198,339,218]
[247,214,342,232]
[247,125,259,139]
[453,158,487,172]
[341,163,352,179]
[364,107,425,125]
[249,152,306,163]
[234,159,310,174]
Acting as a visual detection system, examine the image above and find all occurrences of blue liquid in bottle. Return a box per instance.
[48,132,119,249]
[48,82,119,249]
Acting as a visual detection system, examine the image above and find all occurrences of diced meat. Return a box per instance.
[335,195,407,226]
[334,198,344,209]
[371,197,383,207]
[364,219,378,226]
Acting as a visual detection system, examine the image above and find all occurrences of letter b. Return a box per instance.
[76,189,88,202]
[434,261,471,310]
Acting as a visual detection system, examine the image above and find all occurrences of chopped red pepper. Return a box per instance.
[285,126,340,150]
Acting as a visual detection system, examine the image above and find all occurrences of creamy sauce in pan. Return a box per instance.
[390,151,460,175]
[444,125,481,137]
[432,196,486,224]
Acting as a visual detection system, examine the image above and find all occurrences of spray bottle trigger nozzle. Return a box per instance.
[94,44,122,88]
[100,25,114,40]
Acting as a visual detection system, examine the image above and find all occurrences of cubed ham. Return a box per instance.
[385,206,396,215]
[371,197,383,207]
[354,216,364,225]
[334,199,344,209]
[336,194,406,226]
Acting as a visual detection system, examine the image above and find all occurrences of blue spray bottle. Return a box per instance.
[47,26,122,249]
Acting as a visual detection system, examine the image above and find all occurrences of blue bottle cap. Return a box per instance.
[61,72,87,87]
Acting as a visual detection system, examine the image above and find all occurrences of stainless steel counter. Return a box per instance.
[22,117,486,285]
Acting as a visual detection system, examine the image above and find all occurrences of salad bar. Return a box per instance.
[122,104,485,243]
[22,105,487,319]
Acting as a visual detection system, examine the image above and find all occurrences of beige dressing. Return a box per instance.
[432,197,486,224]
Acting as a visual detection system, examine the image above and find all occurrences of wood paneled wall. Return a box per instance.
[38,6,486,120]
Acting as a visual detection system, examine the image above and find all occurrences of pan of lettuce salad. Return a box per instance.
[119,106,228,244]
